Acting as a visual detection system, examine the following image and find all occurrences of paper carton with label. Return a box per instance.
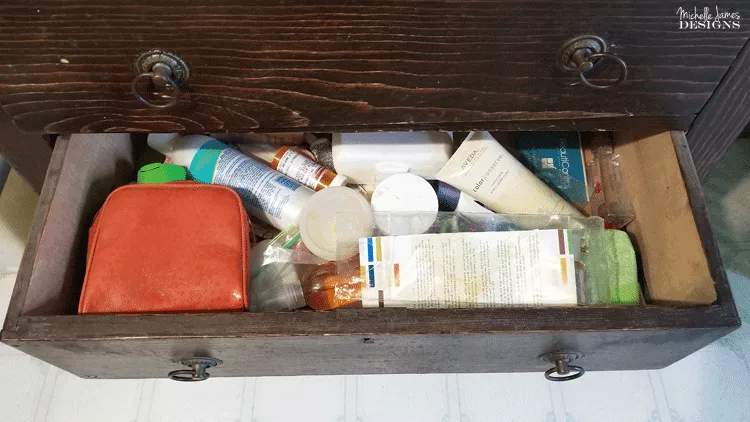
[356,229,577,308]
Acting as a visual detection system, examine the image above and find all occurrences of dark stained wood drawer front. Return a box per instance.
[0,1,748,134]
[0,131,739,379]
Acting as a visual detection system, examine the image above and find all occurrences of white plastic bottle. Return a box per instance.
[332,131,453,185]
[147,134,315,230]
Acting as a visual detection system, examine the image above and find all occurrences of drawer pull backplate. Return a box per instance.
[557,35,628,89]
[132,50,189,109]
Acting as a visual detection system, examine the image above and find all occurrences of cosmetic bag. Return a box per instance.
[79,182,250,314]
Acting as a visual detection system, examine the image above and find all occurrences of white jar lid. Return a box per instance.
[371,173,439,235]
[299,186,374,261]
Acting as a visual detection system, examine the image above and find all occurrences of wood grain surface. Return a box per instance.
[0,110,52,193]
[4,326,735,378]
[687,39,750,180]
[1,135,68,337]
[671,131,738,312]
[0,0,748,133]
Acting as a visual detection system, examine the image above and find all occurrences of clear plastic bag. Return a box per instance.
[586,147,635,229]
[333,212,610,309]
[249,226,326,312]
[257,226,327,267]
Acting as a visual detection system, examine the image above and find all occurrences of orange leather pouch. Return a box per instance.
[79,183,250,314]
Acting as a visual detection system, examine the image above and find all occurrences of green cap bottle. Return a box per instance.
[137,163,187,184]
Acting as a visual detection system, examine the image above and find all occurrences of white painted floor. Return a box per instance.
[1,139,750,421]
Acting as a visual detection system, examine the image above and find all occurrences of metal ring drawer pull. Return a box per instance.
[578,52,628,90]
[132,50,189,109]
[168,357,222,382]
[131,66,180,109]
[557,35,627,89]
[538,351,585,382]
[544,363,585,382]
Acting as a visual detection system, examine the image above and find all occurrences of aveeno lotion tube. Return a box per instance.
[436,131,581,215]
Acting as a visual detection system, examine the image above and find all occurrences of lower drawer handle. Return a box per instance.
[544,364,585,382]
[538,351,585,382]
[168,357,222,382]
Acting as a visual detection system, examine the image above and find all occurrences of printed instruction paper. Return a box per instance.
[358,229,577,308]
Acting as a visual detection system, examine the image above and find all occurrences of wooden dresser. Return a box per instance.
[1,1,749,381]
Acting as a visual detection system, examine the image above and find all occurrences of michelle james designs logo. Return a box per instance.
[677,6,740,29]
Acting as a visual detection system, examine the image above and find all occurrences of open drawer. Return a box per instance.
[0,129,739,380]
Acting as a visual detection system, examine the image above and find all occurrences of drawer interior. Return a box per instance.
[15,130,721,318]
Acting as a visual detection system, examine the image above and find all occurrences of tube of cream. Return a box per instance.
[436,131,581,215]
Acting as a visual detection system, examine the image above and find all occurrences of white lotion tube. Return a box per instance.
[436,131,581,215]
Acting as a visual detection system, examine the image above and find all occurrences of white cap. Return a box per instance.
[147,134,218,168]
[371,173,439,235]
[329,173,348,187]
[146,133,180,154]
[299,186,374,261]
